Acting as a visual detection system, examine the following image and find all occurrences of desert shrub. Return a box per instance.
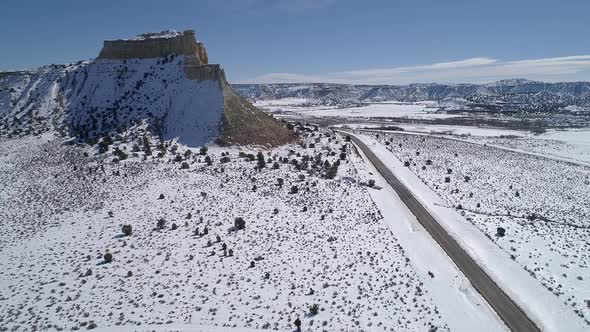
[309,304,319,315]
[444,177,451,183]
[257,152,266,169]
[157,218,166,229]
[98,135,113,154]
[122,224,132,236]
[103,252,113,263]
[199,146,208,155]
[234,217,246,230]
[496,227,506,237]
[368,179,375,187]
[326,163,339,179]
[290,185,299,194]
[180,162,189,169]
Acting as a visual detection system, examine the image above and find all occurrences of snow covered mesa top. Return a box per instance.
[98,29,209,64]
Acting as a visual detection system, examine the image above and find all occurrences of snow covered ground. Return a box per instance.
[342,123,529,138]
[255,98,590,164]
[253,98,339,116]
[340,122,590,165]
[354,130,590,330]
[0,126,506,331]
[254,99,456,120]
[0,55,225,147]
[463,128,590,164]
[307,102,456,119]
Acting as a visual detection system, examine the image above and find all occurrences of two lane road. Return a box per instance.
[342,131,540,332]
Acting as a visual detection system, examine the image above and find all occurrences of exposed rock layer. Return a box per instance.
[95,29,295,147]
[98,30,208,65]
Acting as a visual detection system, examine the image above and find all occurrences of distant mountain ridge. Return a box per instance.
[233,80,590,109]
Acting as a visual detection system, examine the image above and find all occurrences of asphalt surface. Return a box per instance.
[343,131,541,332]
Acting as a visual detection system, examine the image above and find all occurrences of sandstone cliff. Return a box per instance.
[97,30,209,65]
[81,30,295,147]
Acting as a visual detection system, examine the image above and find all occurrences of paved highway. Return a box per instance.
[342,131,541,332]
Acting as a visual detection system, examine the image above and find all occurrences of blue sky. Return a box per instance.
[1,0,589,84]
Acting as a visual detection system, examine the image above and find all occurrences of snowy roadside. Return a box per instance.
[358,128,590,168]
[349,132,588,332]
[348,139,508,332]
[92,323,287,332]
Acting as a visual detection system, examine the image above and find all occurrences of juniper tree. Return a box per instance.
[122,224,132,236]
[157,218,166,229]
[103,252,113,263]
[234,217,246,230]
[257,151,266,169]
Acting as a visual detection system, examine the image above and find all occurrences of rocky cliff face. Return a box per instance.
[1,30,296,147]
[97,30,208,65]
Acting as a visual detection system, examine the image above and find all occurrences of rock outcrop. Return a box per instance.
[98,30,209,65]
[86,30,295,147]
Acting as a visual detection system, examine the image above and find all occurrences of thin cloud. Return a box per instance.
[339,57,497,77]
[239,55,590,84]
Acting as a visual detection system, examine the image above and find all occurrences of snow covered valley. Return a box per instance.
[0,126,508,331]
[357,130,590,328]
